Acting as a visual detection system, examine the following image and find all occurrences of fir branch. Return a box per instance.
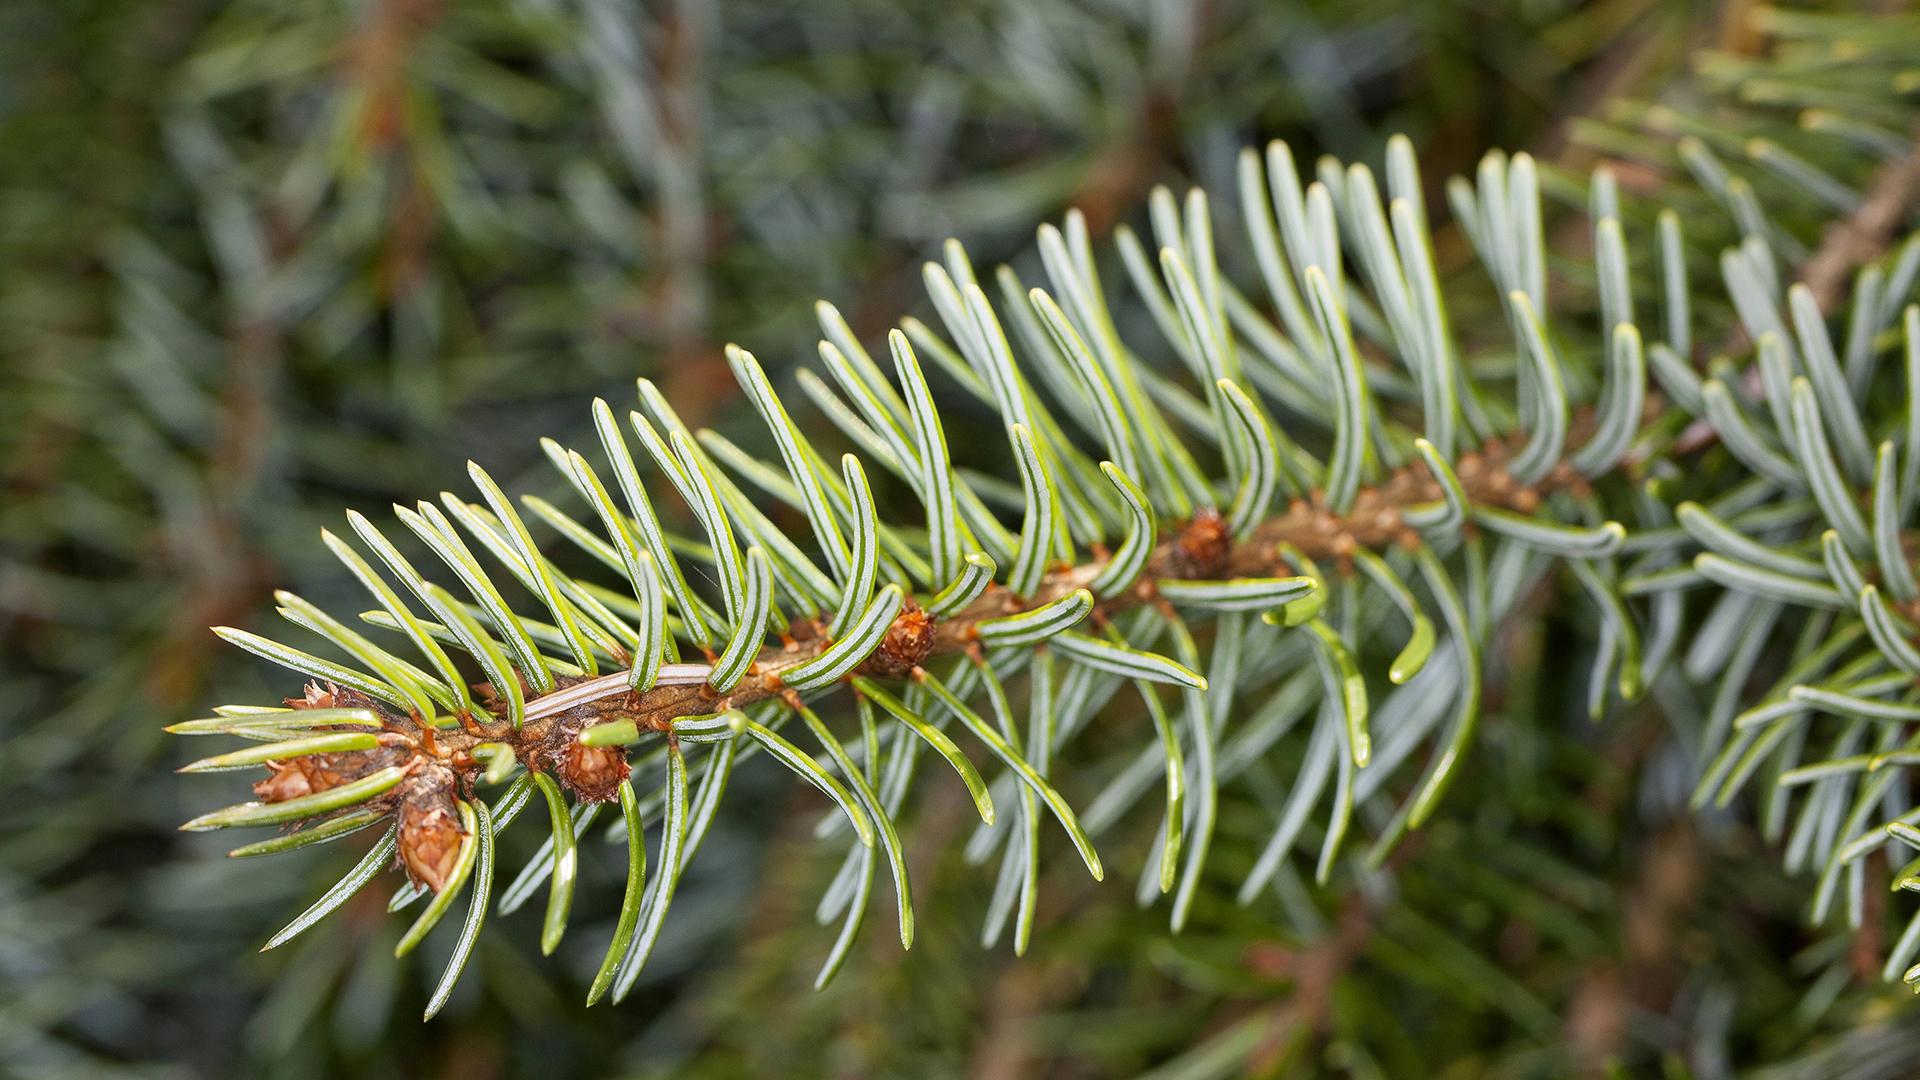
[329,426,1592,769]
[170,13,1920,1016]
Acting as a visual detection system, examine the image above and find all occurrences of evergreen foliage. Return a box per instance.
[166,1,1920,1055]
[15,0,1920,1074]
[17,3,1609,1070]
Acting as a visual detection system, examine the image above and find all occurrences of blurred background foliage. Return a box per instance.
[9,0,1920,1076]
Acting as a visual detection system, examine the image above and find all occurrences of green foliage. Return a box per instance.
[15,0,1920,1074]
[168,7,1920,1062]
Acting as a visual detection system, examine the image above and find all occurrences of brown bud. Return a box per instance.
[1168,507,1231,579]
[559,739,630,803]
[252,751,360,802]
[285,680,342,710]
[251,741,404,804]
[859,598,935,679]
[285,680,386,718]
[254,758,333,802]
[397,772,465,893]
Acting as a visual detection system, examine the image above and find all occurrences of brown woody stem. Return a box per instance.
[296,130,1920,808]
[391,432,1582,780]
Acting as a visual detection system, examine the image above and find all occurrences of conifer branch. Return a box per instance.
[169,12,1920,1017]
[346,427,1592,766]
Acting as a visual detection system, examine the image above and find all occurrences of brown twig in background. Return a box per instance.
[652,0,725,425]
[1244,897,1374,1071]
[1667,130,1920,455]
[145,0,451,710]
[1801,123,1920,312]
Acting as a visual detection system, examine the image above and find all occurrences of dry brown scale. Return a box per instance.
[254,684,408,803]
[395,763,464,891]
